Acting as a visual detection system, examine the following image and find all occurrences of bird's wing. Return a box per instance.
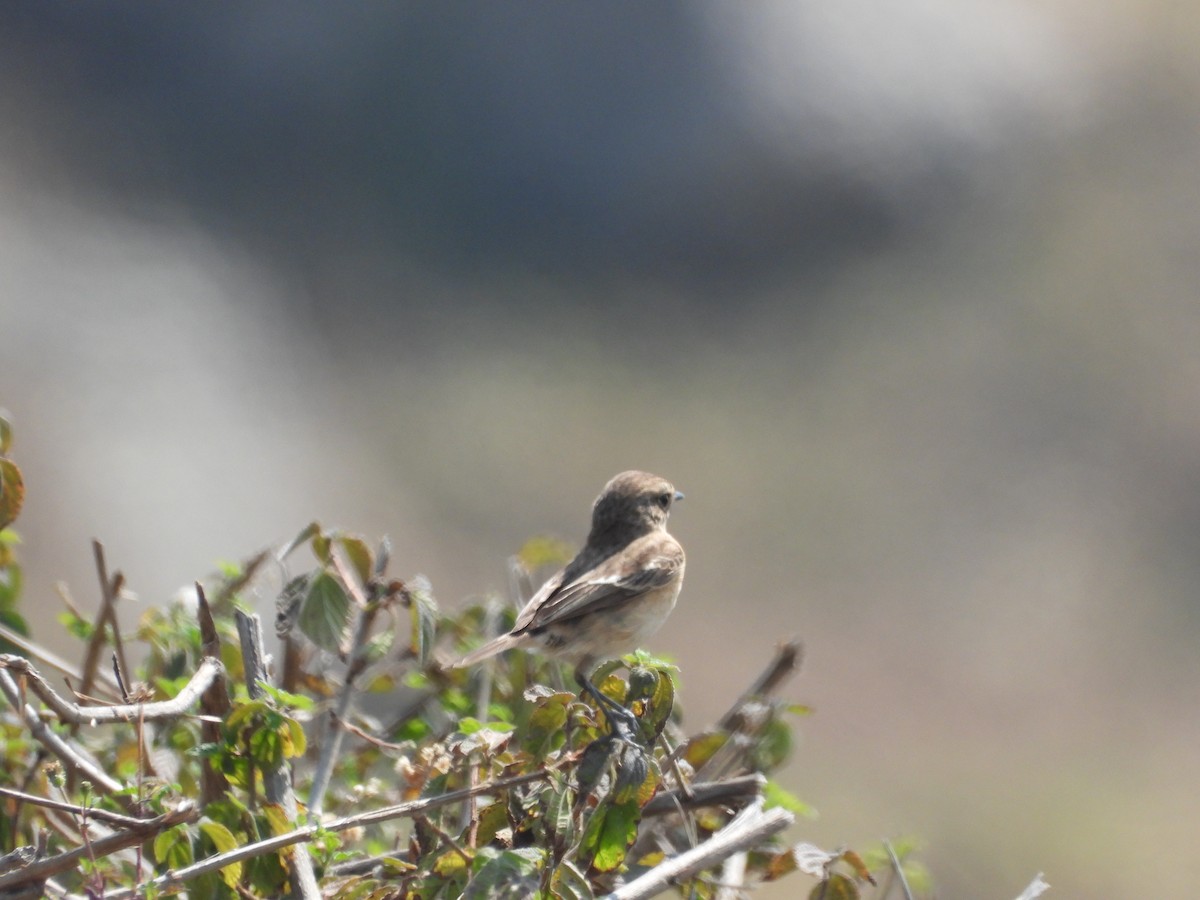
[515,534,684,632]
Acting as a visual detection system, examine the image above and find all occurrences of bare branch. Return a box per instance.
[0,655,223,724]
[236,610,321,900]
[0,804,197,891]
[0,786,156,829]
[76,540,130,711]
[195,583,231,804]
[715,849,748,900]
[0,847,36,876]
[0,624,118,695]
[308,552,383,815]
[716,638,802,732]
[602,801,794,900]
[642,774,767,817]
[105,769,553,899]
[885,839,916,900]
[0,670,124,796]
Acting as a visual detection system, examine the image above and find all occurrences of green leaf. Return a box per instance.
[516,535,575,572]
[808,872,860,899]
[407,576,437,665]
[474,797,511,847]
[337,535,373,586]
[312,529,333,565]
[464,847,545,899]
[298,570,351,651]
[56,611,92,642]
[153,824,194,870]
[763,779,817,818]
[279,521,321,561]
[542,779,575,845]
[0,415,11,456]
[753,717,792,772]
[257,680,317,713]
[550,858,595,900]
[226,699,270,730]
[626,664,674,743]
[282,715,307,758]
[682,731,728,769]
[522,692,572,756]
[584,799,640,873]
[262,802,292,836]
[0,459,24,530]
[199,818,244,888]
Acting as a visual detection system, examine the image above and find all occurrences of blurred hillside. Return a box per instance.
[3,3,1199,896]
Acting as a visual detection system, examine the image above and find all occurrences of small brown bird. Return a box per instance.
[458,470,685,734]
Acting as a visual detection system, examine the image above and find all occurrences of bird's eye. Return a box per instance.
[657,492,672,508]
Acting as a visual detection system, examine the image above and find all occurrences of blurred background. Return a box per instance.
[2,3,1198,895]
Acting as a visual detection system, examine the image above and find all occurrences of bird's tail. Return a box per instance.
[456,633,522,669]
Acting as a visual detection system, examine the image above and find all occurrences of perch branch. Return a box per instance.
[602,801,794,900]
[0,655,223,724]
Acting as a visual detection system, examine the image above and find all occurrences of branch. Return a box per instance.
[642,774,767,817]
[236,610,321,900]
[0,786,155,829]
[716,638,802,732]
[195,583,232,805]
[689,638,803,782]
[0,670,124,796]
[0,624,112,694]
[602,801,794,900]
[0,804,197,891]
[0,655,223,724]
[105,769,552,899]
[76,540,130,710]
[308,551,381,815]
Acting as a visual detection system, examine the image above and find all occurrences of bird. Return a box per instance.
[458,470,685,736]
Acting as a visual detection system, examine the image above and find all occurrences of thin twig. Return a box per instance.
[414,813,472,868]
[212,548,270,607]
[236,610,321,900]
[687,639,803,784]
[602,801,794,900]
[716,639,802,733]
[0,624,118,695]
[105,769,553,899]
[0,655,223,724]
[76,541,129,712]
[0,787,156,829]
[0,670,124,796]
[884,839,915,900]
[0,805,197,891]
[308,551,382,815]
[332,713,414,752]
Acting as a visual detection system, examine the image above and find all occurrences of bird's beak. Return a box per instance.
[674,490,685,502]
